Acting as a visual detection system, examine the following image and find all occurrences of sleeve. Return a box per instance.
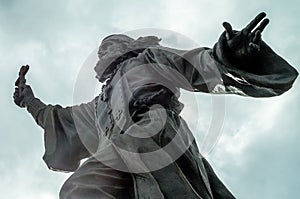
[26,97,99,172]
[145,39,298,97]
[202,157,235,199]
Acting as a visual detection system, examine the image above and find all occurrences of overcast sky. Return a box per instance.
[1,0,299,198]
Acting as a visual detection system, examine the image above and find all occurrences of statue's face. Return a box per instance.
[98,40,125,59]
[94,35,135,82]
[94,39,128,82]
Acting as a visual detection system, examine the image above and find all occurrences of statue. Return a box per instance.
[13,12,298,199]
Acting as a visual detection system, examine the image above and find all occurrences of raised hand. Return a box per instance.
[13,84,35,108]
[222,12,269,58]
[13,65,35,108]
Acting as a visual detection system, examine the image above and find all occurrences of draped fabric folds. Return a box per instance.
[28,38,297,198]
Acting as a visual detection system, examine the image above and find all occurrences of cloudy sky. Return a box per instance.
[1,0,299,198]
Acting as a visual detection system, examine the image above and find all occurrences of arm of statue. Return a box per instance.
[150,12,298,97]
[13,66,98,171]
[211,12,298,96]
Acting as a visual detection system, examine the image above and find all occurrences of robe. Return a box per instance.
[27,39,298,199]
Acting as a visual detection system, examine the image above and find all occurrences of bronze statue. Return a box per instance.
[13,12,298,199]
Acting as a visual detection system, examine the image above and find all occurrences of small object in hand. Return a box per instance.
[14,65,30,107]
[15,65,29,86]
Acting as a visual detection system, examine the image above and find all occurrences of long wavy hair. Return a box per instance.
[95,34,161,82]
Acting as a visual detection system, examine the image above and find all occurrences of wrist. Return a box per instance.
[23,95,35,107]
[26,98,46,119]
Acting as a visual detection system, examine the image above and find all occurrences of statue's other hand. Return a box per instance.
[13,84,35,108]
[222,12,269,58]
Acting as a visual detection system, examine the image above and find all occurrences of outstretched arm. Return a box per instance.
[13,67,98,171]
[212,12,298,96]
[147,12,298,97]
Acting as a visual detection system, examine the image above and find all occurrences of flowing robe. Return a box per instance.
[27,40,298,199]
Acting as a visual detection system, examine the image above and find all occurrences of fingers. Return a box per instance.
[15,78,19,86]
[249,31,261,52]
[249,42,260,53]
[15,65,29,86]
[19,65,29,76]
[222,22,234,39]
[244,12,266,33]
[248,29,262,53]
[13,87,21,106]
[13,86,26,107]
[254,18,269,33]
[13,87,19,98]
[252,30,261,44]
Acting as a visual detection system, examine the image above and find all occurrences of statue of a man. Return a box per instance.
[13,12,298,199]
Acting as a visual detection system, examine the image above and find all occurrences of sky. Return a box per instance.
[1,0,300,198]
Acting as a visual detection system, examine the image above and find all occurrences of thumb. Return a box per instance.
[222,22,234,40]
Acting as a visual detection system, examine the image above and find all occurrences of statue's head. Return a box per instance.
[94,34,161,82]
